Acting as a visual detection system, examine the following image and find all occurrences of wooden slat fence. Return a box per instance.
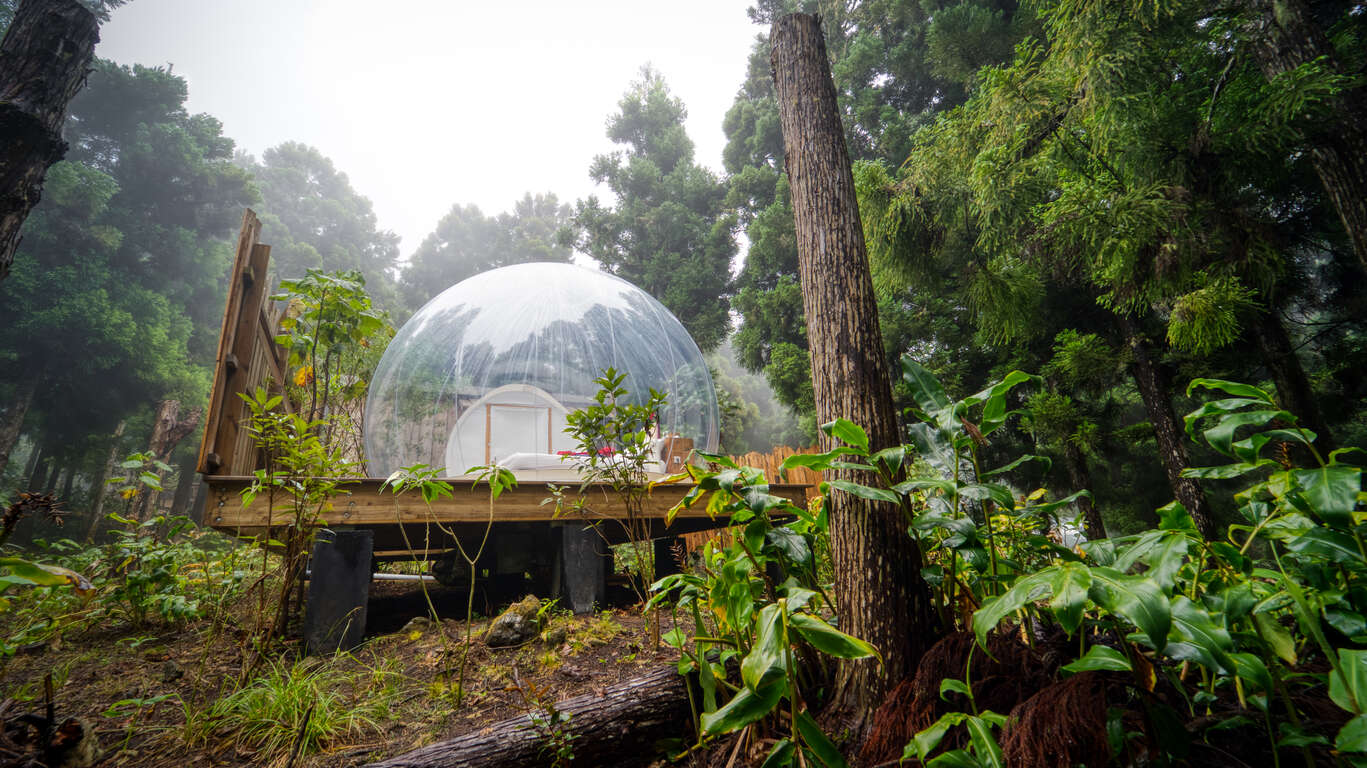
[196,209,293,476]
[680,445,821,553]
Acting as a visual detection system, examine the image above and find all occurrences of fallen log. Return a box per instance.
[365,664,693,768]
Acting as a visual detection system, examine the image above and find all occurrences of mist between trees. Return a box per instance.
[1,0,1365,544]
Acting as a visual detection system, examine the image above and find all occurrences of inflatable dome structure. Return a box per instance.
[364,263,719,480]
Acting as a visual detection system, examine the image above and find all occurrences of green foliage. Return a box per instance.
[399,193,573,315]
[239,387,359,643]
[0,520,256,656]
[568,67,735,352]
[200,657,395,763]
[651,455,871,767]
[103,514,212,628]
[272,268,392,456]
[242,142,402,311]
[0,59,255,479]
[559,368,669,605]
[763,356,1356,760]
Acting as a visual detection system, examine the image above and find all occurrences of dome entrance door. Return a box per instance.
[486,403,553,464]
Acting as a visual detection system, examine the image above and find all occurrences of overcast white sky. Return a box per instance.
[96,0,762,261]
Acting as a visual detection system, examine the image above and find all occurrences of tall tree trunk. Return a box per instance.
[1244,0,1367,271]
[21,439,41,487]
[134,400,178,521]
[771,12,938,735]
[0,0,99,283]
[23,441,43,490]
[86,419,124,541]
[0,375,37,478]
[1062,441,1105,540]
[1248,308,1336,453]
[1119,315,1216,538]
[42,457,60,494]
[168,454,196,518]
[59,460,74,500]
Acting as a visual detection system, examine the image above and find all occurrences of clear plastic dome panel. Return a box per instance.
[365,262,719,476]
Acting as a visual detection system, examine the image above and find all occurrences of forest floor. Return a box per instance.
[0,578,684,767]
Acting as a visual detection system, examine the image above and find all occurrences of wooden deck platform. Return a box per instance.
[202,476,812,549]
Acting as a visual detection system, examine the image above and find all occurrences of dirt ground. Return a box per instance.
[0,578,689,767]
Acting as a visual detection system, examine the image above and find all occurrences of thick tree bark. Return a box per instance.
[0,376,37,479]
[22,441,42,489]
[0,0,99,283]
[364,665,691,768]
[1120,315,1215,538]
[168,454,197,518]
[132,400,199,520]
[85,419,123,541]
[1248,308,1336,453]
[1243,0,1367,272]
[1062,441,1106,540]
[42,458,59,494]
[771,11,938,734]
[59,460,74,500]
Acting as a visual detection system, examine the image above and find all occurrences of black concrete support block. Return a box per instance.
[654,536,682,577]
[305,529,373,654]
[559,524,607,614]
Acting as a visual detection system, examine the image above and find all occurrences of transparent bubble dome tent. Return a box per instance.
[364,262,719,480]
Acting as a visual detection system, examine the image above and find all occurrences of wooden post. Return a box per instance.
[557,524,607,614]
[304,529,374,654]
[770,12,937,733]
[0,0,99,283]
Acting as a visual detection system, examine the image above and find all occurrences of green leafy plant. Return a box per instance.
[239,386,358,650]
[382,462,512,707]
[650,456,875,767]
[272,268,392,455]
[560,368,669,606]
[199,657,393,764]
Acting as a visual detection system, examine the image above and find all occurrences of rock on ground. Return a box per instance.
[485,595,540,648]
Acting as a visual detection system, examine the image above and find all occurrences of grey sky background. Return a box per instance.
[96,0,761,262]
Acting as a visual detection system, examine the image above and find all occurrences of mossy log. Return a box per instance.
[364,665,692,768]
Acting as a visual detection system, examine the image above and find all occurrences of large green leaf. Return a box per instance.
[1165,596,1233,675]
[795,709,847,768]
[927,750,986,767]
[906,422,956,476]
[973,568,1056,646]
[822,419,870,453]
[1292,465,1362,529]
[1049,562,1092,635]
[1331,649,1367,715]
[1186,379,1273,403]
[959,483,1015,509]
[1253,612,1297,665]
[1088,567,1171,650]
[0,557,92,593]
[1201,410,1293,458]
[1337,715,1367,753]
[1282,527,1366,566]
[700,681,784,735]
[908,712,967,761]
[828,480,900,505]
[760,739,796,768]
[741,604,787,691]
[1061,645,1132,674]
[902,359,952,414]
[964,715,1005,768]
[790,612,879,661]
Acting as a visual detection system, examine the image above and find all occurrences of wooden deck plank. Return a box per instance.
[202,477,813,531]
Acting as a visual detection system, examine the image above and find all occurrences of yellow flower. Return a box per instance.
[120,487,138,500]
[294,365,314,387]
